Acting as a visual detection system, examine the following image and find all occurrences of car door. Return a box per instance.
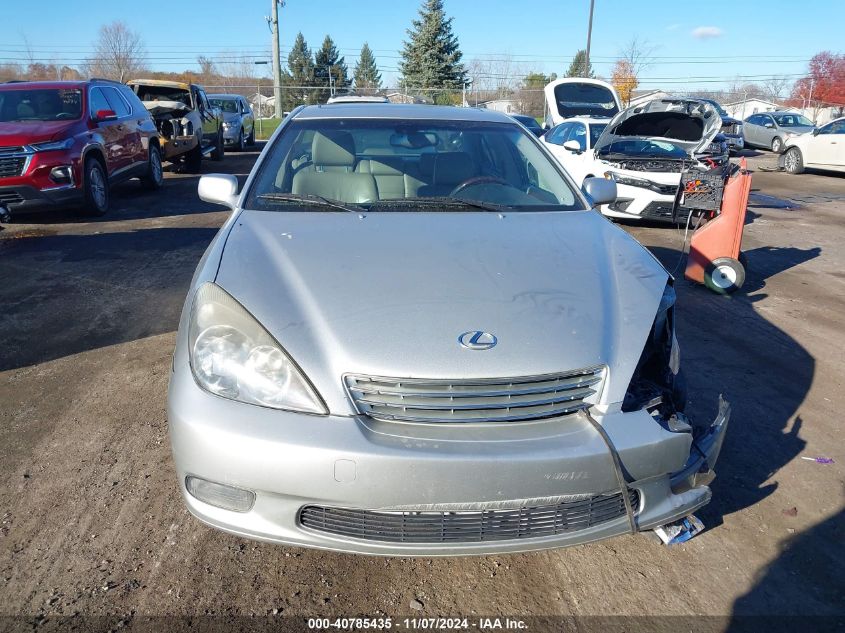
[194,87,217,148]
[562,121,591,184]
[809,120,845,166]
[88,86,129,175]
[760,114,777,148]
[102,86,143,172]
[744,115,760,146]
[542,123,572,168]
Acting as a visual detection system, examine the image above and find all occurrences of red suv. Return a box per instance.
[0,79,163,219]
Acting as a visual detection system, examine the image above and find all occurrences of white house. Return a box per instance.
[628,89,671,107]
[480,98,521,114]
[723,98,782,120]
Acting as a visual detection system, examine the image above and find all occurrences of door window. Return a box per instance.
[545,123,570,145]
[818,120,845,135]
[565,122,587,151]
[89,87,111,116]
[103,87,131,118]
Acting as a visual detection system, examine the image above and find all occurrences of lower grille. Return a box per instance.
[0,191,24,205]
[0,156,26,178]
[345,367,604,424]
[641,201,677,220]
[299,491,639,543]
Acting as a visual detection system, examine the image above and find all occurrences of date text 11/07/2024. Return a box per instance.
[307,617,528,630]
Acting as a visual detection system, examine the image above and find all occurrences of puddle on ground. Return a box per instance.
[748,193,802,210]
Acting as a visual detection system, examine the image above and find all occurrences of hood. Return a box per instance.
[223,112,241,124]
[593,98,723,157]
[141,100,191,117]
[214,210,668,414]
[0,120,78,146]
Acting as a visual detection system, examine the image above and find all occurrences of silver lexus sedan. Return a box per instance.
[168,103,729,556]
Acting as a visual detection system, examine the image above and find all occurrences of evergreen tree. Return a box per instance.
[354,42,382,94]
[565,50,595,78]
[314,35,348,103]
[285,32,315,109]
[400,0,467,102]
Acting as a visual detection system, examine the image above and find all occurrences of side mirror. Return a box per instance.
[95,109,117,122]
[563,140,582,154]
[582,177,617,207]
[541,122,550,131]
[812,128,820,136]
[198,174,239,209]
[764,122,774,129]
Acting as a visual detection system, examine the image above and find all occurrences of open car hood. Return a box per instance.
[593,98,723,157]
[141,100,191,117]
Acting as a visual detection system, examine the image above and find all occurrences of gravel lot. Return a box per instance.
[1,147,843,632]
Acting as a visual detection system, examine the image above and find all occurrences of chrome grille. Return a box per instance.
[299,491,639,543]
[345,368,603,423]
[0,146,28,178]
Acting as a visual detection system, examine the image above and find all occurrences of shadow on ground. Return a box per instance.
[0,227,218,371]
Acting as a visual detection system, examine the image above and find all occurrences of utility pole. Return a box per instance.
[584,0,595,76]
[270,0,284,119]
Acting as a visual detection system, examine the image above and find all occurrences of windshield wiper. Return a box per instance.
[255,192,361,213]
[367,196,510,213]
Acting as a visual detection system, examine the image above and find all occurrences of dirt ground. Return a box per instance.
[1,147,843,633]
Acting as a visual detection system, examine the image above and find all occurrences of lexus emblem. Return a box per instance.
[458,331,498,351]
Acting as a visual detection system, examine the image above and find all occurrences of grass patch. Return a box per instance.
[254,118,282,140]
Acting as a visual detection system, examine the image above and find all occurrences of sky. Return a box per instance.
[3,0,842,94]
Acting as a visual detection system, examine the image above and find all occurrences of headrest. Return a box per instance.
[312,131,356,167]
[420,152,476,185]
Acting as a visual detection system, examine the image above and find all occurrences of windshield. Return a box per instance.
[133,85,192,107]
[553,84,619,119]
[513,115,541,130]
[774,113,814,127]
[245,118,582,212]
[597,138,688,159]
[210,98,239,113]
[0,88,82,122]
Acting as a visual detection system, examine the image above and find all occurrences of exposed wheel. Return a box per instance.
[247,126,255,146]
[235,128,246,152]
[140,144,163,190]
[79,156,109,217]
[784,147,804,174]
[704,257,745,294]
[771,137,783,153]
[738,251,748,269]
[211,128,224,161]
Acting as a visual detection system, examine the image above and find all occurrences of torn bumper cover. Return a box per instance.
[668,396,730,496]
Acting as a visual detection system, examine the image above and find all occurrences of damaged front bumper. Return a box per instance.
[160,135,198,161]
[168,358,730,555]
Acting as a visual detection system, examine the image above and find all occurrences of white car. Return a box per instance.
[542,117,609,185]
[592,98,726,223]
[781,117,845,174]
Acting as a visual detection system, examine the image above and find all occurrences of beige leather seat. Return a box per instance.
[292,131,378,203]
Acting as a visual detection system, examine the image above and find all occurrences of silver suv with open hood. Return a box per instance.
[167,104,729,555]
[594,98,727,223]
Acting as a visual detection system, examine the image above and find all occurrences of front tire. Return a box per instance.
[704,257,745,294]
[140,144,163,190]
[247,125,255,146]
[236,128,246,152]
[771,137,783,153]
[79,157,109,217]
[784,147,804,174]
[211,128,224,161]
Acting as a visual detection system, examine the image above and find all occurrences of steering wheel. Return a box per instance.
[449,176,509,197]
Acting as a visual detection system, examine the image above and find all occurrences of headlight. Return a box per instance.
[604,171,651,189]
[30,138,74,152]
[188,283,327,414]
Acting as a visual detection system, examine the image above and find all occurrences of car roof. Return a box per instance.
[207,94,242,99]
[293,103,515,123]
[0,80,90,90]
